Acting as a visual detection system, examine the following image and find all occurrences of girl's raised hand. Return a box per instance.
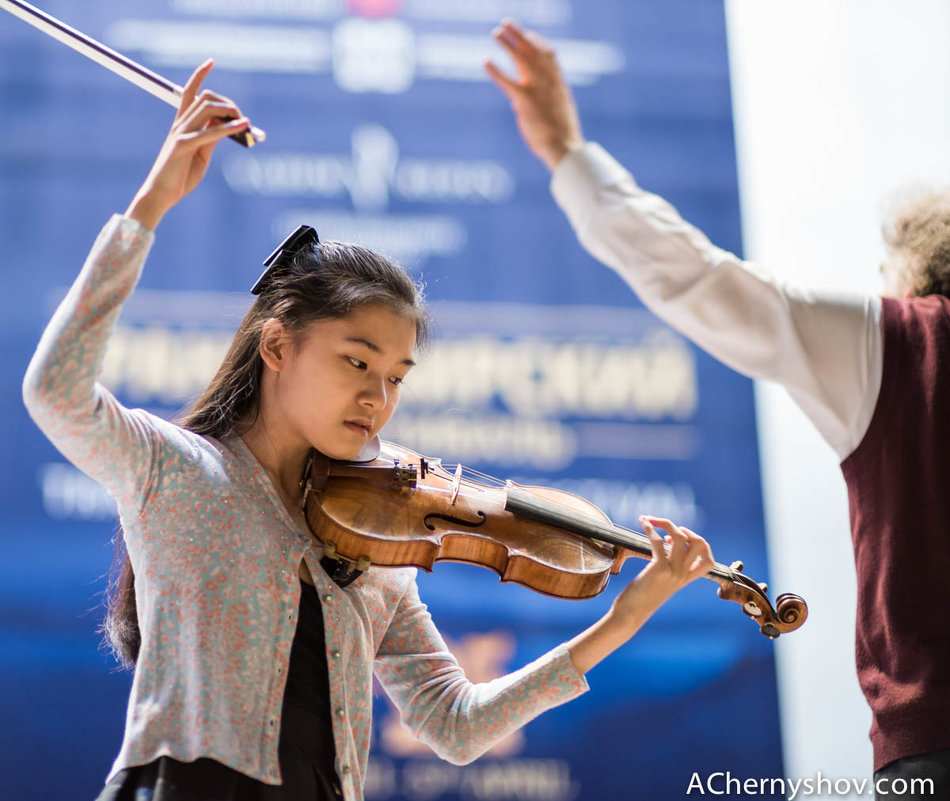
[125,60,249,230]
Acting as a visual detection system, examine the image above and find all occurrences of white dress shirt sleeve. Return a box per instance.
[551,142,882,461]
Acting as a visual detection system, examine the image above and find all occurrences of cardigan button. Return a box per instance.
[341,764,351,775]
[323,593,333,603]
[334,707,345,718]
[331,650,341,659]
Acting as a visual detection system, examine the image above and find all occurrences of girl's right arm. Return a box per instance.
[23,216,158,497]
[22,63,249,498]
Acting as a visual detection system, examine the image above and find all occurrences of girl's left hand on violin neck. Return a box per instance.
[611,515,715,622]
[565,516,714,675]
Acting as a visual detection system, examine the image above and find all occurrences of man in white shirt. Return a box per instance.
[485,18,950,797]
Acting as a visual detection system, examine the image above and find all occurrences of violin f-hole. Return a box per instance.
[424,511,487,532]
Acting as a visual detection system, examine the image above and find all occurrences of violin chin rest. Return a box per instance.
[352,436,382,463]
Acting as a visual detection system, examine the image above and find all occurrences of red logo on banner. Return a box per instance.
[347,0,401,17]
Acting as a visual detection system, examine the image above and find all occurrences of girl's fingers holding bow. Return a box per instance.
[176,59,215,121]
[178,116,250,150]
[175,62,246,136]
[175,96,244,135]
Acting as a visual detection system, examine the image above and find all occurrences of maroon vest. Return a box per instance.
[840,295,950,770]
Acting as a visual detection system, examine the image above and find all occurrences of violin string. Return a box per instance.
[503,485,734,580]
[441,463,506,487]
[444,463,665,540]
[436,459,733,580]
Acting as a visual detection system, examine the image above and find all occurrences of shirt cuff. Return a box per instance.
[89,214,156,261]
[114,213,157,245]
[542,643,591,698]
[79,214,156,294]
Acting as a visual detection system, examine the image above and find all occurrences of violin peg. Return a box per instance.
[743,601,762,617]
[730,560,744,572]
[324,541,338,558]
[356,556,371,572]
[758,581,769,593]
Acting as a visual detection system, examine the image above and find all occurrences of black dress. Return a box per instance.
[95,580,342,800]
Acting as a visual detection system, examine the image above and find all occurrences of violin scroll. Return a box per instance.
[774,592,809,631]
[712,564,808,638]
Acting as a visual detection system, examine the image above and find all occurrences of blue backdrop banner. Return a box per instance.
[0,1,783,799]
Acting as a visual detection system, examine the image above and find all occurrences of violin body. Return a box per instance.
[306,441,619,600]
[303,441,807,638]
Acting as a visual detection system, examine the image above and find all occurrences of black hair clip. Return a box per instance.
[250,225,320,295]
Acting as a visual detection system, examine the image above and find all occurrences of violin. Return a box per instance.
[302,440,807,639]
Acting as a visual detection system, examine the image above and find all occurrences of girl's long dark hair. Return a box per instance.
[102,239,428,667]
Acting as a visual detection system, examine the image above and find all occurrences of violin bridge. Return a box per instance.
[450,463,463,506]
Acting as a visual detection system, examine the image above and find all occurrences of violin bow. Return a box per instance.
[0,0,266,146]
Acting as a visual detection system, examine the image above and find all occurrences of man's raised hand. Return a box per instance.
[485,19,585,171]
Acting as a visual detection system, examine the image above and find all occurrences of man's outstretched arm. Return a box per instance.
[484,19,881,461]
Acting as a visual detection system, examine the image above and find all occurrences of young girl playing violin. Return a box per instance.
[23,62,715,801]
